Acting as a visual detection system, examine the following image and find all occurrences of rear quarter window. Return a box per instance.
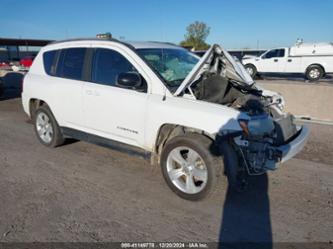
[43,50,57,75]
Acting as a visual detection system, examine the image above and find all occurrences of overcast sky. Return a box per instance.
[1,0,332,49]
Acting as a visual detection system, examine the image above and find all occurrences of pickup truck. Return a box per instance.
[242,42,333,81]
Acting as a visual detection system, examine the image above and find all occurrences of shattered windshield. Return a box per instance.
[137,48,199,87]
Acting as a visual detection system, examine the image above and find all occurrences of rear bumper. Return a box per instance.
[21,92,30,117]
[277,125,309,164]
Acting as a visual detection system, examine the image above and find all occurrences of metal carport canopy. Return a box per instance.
[0,38,53,46]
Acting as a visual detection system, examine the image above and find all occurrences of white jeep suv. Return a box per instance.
[22,38,309,200]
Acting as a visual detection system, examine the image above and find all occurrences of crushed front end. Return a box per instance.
[182,44,310,175]
[235,112,309,175]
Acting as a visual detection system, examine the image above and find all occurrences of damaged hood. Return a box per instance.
[174,44,255,96]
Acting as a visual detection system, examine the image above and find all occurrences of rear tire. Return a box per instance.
[160,134,223,201]
[34,105,65,147]
[306,65,324,82]
[245,64,257,79]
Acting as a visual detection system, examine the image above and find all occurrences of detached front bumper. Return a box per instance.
[277,125,309,164]
[235,124,310,174]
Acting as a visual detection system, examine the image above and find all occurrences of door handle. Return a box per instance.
[288,59,292,62]
[274,59,278,62]
[85,89,93,95]
[85,89,100,96]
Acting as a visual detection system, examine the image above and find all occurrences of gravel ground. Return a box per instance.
[0,92,332,243]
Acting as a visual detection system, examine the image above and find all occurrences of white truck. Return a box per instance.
[22,38,309,200]
[242,42,333,81]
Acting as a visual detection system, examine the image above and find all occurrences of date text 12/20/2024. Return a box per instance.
[121,242,208,248]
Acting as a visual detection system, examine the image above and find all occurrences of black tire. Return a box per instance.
[244,64,257,79]
[160,134,223,201]
[306,65,324,82]
[34,104,65,147]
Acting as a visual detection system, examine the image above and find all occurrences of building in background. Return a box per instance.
[0,38,52,62]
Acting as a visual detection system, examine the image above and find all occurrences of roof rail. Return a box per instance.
[147,41,177,46]
[49,37,121,45]
[48,37,137,52]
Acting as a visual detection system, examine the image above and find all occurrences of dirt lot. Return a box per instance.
[0,82,332,243]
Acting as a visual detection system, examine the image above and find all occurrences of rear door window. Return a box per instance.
[56,48,86,80]
[277,49,285,57]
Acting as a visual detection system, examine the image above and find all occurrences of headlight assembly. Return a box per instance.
[239,114,275,136]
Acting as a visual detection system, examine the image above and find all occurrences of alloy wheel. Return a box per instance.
[36,112,53,144]
[166,146,208,194]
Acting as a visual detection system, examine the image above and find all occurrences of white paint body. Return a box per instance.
[21,40,248,152]
[242,43,333,74]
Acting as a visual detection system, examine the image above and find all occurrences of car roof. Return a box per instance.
[48,38,182,50]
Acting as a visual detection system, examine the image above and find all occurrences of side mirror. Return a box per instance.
[116,72,142,89]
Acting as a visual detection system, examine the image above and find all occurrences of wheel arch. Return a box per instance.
[244,63,257,69]
[28,98,48,119]
[151,123,216,165]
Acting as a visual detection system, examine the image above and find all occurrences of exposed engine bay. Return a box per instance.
[184,47,300,175]
[192,73,269,115]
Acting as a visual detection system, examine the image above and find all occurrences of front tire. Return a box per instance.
[306,65,324,81]
[160,134,223,201]
[244,64,257,79]
[34,105,65,147]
